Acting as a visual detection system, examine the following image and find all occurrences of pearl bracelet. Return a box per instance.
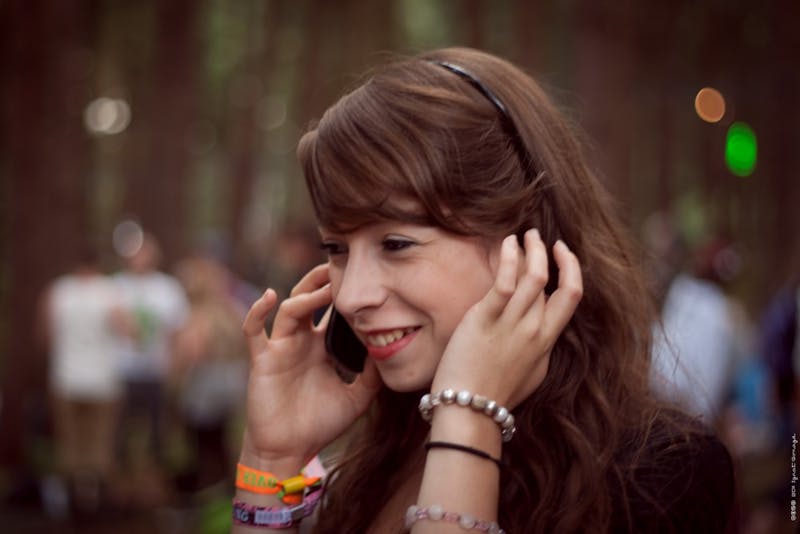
[419,389,516,442]
[405,504,506,534]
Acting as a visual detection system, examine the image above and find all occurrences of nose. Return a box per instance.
[333,248,388,318]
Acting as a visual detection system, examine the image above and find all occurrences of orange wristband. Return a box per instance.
[236,463,281,494]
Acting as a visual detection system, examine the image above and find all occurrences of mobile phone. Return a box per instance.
[325,307,367,373]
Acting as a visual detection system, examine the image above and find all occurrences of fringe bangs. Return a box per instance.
[298,86,446,233]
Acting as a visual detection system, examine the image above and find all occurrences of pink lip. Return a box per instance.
[366,328,419,361]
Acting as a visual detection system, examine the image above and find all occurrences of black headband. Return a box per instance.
[429,60,534,178]
[429,58,559,255]
[431,60,512,117]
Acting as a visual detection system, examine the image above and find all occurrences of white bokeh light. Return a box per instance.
[84,97,131,135]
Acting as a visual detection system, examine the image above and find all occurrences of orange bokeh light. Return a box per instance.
[694,87,726,123]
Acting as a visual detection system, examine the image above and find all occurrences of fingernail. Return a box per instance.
[555,239,568,250]
[530,228,540,240]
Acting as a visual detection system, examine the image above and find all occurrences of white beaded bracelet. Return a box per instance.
[419,389,516,442]
[405,504,505,534]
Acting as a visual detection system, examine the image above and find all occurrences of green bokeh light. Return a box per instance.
[725,121,757,177]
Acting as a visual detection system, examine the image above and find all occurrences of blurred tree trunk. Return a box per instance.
[0,0,93,472]
[296,0,395,132]
[573,0,634,214]
[630,1,682,217]
[292,0,341,217]
[758,0,800,303]
[462,0,485,49]
[347,0,396,62]
[297,0,329,133]
[123,0,198,265]
[228,2,283,266]
[511,0,544,69]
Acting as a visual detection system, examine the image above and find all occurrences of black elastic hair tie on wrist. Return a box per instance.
[425,440,504,469]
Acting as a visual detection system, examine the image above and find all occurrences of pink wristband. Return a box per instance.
[232,484,323,529]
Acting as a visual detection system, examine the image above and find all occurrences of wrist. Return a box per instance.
[429,404,503,457]
[239,430,306,478]
[430,373,509,408]
[421,388,516,444]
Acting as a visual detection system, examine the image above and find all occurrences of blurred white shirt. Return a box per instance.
[49,274,121,400]
[113,271,189,381]
[651,273,739,421]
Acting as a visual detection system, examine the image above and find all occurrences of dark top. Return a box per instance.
[609,428,737,533]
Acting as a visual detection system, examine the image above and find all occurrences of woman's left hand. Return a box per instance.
[431,229,583,409]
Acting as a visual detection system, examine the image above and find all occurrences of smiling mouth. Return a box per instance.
[365,327,420,347]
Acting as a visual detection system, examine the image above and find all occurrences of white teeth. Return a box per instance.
[367,328,415,347]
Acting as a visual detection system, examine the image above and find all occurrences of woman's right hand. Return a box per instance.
[239,263,382,475]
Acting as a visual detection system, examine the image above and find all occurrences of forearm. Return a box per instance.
[412,406,502,533]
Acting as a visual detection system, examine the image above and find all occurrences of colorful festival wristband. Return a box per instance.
[232,484,324,529]
[277,475,321,504]
[236,463,281,495]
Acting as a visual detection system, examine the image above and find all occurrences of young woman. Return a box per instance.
[232,48,735,533]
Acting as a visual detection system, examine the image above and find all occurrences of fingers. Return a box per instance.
[271,283,332,339]
[290,264,330,297]
[490,229,581,344]
[503,229,548,321]
[542,240,583,338]
[482,235,520,317]
[268,264,332,339]
[243,288,278,355]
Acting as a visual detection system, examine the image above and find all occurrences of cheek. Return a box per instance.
[433,267,495,335]
[328,264,343,303]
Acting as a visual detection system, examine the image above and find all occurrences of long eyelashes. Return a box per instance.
[382,238,414,251]
[318,239,414,257]
[319,242,346,256]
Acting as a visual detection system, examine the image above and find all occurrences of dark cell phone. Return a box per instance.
[325,307,367,373]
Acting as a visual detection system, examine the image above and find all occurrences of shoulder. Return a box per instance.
[611,413,736,533]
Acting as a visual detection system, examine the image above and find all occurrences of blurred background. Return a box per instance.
[1,0,799,532]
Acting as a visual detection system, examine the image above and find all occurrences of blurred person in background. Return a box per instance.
[727,279,800,534]
[650,230,750,425]
[760,277,800,439]
[40,241,121,517]
[112,232,189,504]
[171,255,248,494]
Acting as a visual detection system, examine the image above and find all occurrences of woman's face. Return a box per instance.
[321,220,502,391]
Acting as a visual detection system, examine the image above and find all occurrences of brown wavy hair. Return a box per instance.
[298,48,705,533]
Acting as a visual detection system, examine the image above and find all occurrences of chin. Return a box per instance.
[377,367,433,393]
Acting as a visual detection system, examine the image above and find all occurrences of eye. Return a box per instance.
[319,241,347,256]
[382,238,414,252]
